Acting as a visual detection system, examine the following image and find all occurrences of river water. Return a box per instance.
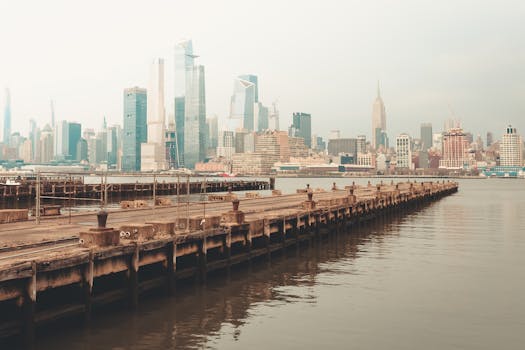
[35,177,525,349]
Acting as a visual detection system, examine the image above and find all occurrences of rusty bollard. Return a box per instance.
[306,183,310,191]
[308,192,313,201]
[232,198,240,211]
[97,210,108,228]
[332,182,337,191]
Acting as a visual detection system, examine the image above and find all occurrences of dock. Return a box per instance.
[0,180,458,343]
[0,175,271,202]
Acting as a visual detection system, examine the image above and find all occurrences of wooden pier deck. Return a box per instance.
[0,180,458,343]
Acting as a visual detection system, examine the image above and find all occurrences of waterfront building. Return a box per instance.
[3,88,11,145]
[184,64,206,168]
[174,39,195,167]
[312,135,326,152]
[290,112,312,148]
[395,134,412,169]
[328,138,357,157]
[330,130,341,140]
[122,87,147,172]
[439,128,469,169]
[141,58,167,171]
[20,139,32,163]
[77,138,88,162]
[420,123,433,151]
[357,152,375,167]
[232,152,278,175]
[500,125,523,167]
[289,137,308,158]
[371,83,386,149]
[230,77,256,131]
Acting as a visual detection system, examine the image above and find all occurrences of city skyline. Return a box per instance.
[0,1,523,140]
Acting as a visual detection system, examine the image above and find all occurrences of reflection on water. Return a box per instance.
[32,178,525,349]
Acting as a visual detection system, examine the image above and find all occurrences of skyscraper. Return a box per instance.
[254,102,269,132]
[238,74,259,102]
[290,112,312,148]
[3,88,11,145]
[230,77,256,131]
[122,87,147,172]
[440,128,469,169]
[184,65,206,168]
[54,120,69,160]
[174,39,195,167]
[141,58,167,171]
[206,115,218,149]
[395,134,412,168]
[420,123,433,151]
[68,122,81,161]
[268,101,280,131]
[371,82,386,149]
[500,125,523,167]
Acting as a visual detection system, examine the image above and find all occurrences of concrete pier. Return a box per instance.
[0,181,458,341]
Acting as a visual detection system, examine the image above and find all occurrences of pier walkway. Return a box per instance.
[0,180,458,343]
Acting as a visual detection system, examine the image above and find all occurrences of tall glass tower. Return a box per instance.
[183,65,206,168]
[122,87,147,171]
[3,88,11,145]
[174,39,195,167]
[230,78,256,131]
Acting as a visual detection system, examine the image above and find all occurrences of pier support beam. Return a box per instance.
[21,261,36,347]
[128,244,139,309]
[83,251,94,323]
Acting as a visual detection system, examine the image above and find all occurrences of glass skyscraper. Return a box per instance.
[174,39,195,167]
[291,112,312,148]
[230,77,256,131]
[3,88,11,145]
[184,65,206,168]
[67,122,81,161]
[122,87,147,171]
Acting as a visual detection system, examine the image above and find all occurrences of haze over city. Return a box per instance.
[1,0,524,139]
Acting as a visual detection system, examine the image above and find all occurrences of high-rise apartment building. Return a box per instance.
[440,128,469,169]
[371,83,386,148]
[290,112,312,148]
[141,58,167,171]
[420,123,433,151]
[500,125,523,167]
[3,88,11,145]
[184,65,206,168]
[395,134,412,168]
[122,87,147,172]
[39,124,54,163]
[230,77,256,131]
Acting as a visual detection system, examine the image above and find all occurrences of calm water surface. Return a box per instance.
[36,178,525,349]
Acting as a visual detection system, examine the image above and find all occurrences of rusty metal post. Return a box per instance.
[36,171,41,224]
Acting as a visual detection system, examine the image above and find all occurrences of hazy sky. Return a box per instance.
[1,0,524,142]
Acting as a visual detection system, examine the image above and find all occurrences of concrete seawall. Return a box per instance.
[0,180,458,344]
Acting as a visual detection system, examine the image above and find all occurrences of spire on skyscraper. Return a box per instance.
[50,99,55,128]
[377,80,381,99]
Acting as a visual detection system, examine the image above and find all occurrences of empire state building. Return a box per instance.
[371,82,387,149]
